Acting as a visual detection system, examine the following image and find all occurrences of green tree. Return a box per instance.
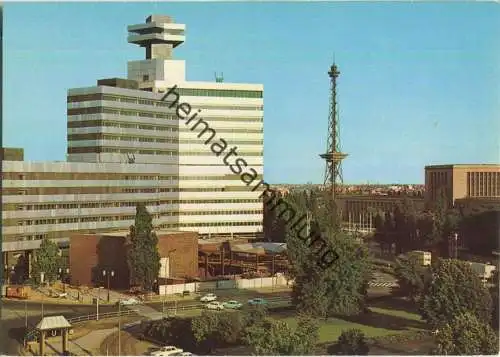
[191,311,220,354]
[286,191,371,317]
[243,315,319,355]
[392,257,430,302]
[419,259,492,329]
[490,269,499,330]
[373,211,392,254]
[327,329,370,355]
[420,189,460,257]
[393,198,419,253]
[127,203,161,291]
[142,317,196,351]
[242,304,268,327]
[433,312,499,355]
[460,210,499,255]
[32,237,62,284]
[216,311,245,345]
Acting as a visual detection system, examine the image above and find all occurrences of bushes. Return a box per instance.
[327,329,369,355]
[142,317,196,352]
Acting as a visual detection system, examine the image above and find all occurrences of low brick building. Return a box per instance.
[69,230,198,289]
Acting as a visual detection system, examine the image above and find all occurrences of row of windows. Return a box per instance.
[68,103,262,119]
[18,211,262,226]
[97,109,264,122]
[68,147,263,156]
[68,89,262,106]
[165,210,262,216]
[74,135,263,145]
[173,88,262,99]
[2,173,262,182]
[467,172,500,197]
[11,199,263,211]
[122,187,255,193]
[68,133,263,145]
[68,119,263,134]
[159,221,262,228]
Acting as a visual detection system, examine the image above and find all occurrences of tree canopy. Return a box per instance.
[392,257,431,302]
[32,237,62,284]
[243,314,319,355]
[419,259,492,329]
[433,312,499,355]
[373,189,460,257]
[127,203,161,291]
[285,189,371,317]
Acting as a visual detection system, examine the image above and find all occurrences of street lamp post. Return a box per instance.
[40,272,45,319]
[59,267,70,293]
[118,301,121,356]
[96,286,102,321]
[454,233,458,259]
[103,270,115,302]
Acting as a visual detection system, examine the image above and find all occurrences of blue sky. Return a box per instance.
[3,2,499,184]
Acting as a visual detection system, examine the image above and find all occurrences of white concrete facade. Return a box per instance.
[2,15,264,252]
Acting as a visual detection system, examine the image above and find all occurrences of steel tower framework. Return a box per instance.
[320,62,348,202]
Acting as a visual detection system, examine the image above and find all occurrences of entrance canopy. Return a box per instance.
[35,315,71,331]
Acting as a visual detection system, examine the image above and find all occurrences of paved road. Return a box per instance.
[0,300,117,355]
[1,285,393,355]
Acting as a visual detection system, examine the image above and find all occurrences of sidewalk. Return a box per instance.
[30,328,118,356]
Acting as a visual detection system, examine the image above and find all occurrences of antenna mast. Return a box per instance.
[319,61,348,204]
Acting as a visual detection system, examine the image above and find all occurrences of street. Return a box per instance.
[0,300,117,355]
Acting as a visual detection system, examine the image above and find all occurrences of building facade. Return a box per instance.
[425,164,500,207]
[2,15,264,272]
[69,230,198,288]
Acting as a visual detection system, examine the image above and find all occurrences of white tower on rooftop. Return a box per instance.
[127,15,187,90]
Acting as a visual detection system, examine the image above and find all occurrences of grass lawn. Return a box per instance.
[272,299,426,343]
[279,315,399,343]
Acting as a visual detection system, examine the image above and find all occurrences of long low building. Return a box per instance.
[2,157,262,252]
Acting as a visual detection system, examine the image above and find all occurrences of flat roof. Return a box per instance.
[425,164,500,170]
[87,229,196,237]
[231,242,287,255]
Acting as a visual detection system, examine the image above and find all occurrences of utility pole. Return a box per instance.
[221,247,225,276]
[118,301,121,356]
[96,287,101,321]
[40,272,45,320]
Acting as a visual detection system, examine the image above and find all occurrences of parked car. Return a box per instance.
[206,301,225,310]
[223,300,243,309]
[248,298,267,306]
[150,346,183,356]
[200,293,217,302]
[118,297,139,306]
[173,352,195,356]
[52,292,68,299]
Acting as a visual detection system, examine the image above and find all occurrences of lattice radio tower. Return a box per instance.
[319,61,348,203]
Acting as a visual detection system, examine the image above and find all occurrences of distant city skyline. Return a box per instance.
[3,2,499,184]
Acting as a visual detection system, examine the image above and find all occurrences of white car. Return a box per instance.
[200,293,217,302]
[150,346,183,356]
[206,301,224,310]
[119,297,139,306]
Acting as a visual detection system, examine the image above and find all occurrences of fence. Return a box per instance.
[159,275,292,296]
[66,308,139,324]
[24,309,139,342]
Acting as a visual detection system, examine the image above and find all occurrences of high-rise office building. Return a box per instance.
[2,15,264,265]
